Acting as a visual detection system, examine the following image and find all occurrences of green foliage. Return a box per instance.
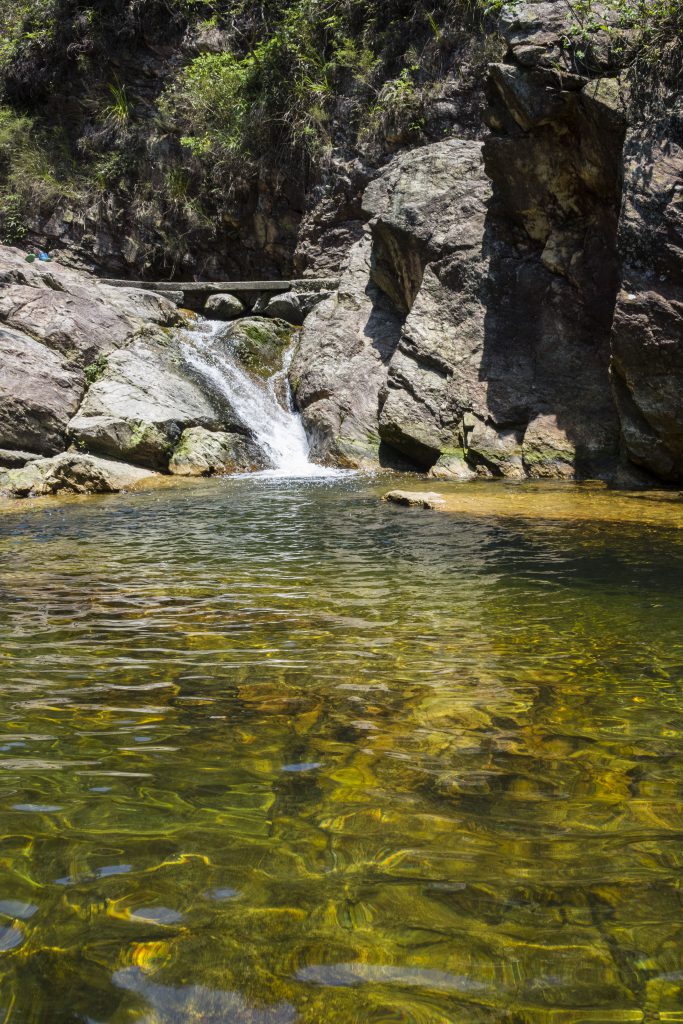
[0,106,84,244]
[0,0,56,77]
[0,0,676,279]
[84,355,108,385]
[103,81,132,129]
[0,189,25,244]
[161,4,345,165]
[360,65,424,147]
[159,0,496,170]
[569,0,681,36]
[162,51,252,158]
[563,0,682,78]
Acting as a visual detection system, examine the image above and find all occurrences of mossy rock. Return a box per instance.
[169,427,268,476]
[225,317,295,379]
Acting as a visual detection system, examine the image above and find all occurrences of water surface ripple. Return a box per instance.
[1,477,683,1023]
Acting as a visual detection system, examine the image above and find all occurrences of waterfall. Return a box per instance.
[180,319,336,478]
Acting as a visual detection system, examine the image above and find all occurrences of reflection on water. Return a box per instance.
[0,476,682,1023]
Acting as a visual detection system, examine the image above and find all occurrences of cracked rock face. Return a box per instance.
[294,125,624,480]
[292,0,682,484]
[0,246,182,459]
[290,231,404,468]
[610,131,683,481]
[372,140,491,469]
[0,326,85,456]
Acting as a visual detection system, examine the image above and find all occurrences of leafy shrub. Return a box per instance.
[0,0,57,77]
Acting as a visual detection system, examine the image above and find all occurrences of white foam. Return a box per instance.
[180,320,344,479]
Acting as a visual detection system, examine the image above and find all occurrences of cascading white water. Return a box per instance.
[181,319,336,478]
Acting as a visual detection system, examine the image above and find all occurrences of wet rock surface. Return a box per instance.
[169,426,269,476]
[67,335,232,469]
[0,245,280,490]
[222,318,295,380]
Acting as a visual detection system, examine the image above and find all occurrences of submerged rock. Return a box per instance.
[0,452,156,498]
[382,489,446,509]
[169,426,269,476]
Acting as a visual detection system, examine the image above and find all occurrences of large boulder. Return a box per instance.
[0,245,187,464]
[223,317,295,379]
[169,426,269,476]
[259,289,331,325]
[68,334,240,468]
[362,138,487,312]
[0,246,180,367]
[477,53,626,481]
[0,326,85,455]
[291,130,623,480]
[258,291,304,324]
[204,293,246,320]
[0,452,156,499]
[288,5,682,483]
[370,141,491,468]
[290,231,403,467]
[97,285,182,326]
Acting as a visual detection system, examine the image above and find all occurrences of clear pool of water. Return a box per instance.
[0,476,682,1023]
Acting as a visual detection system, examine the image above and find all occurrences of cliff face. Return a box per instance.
[293,0,683,484]
[0,0,491,280]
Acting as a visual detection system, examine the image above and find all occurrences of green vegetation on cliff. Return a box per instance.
[0,0,679,269]
[0,0,498,265]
